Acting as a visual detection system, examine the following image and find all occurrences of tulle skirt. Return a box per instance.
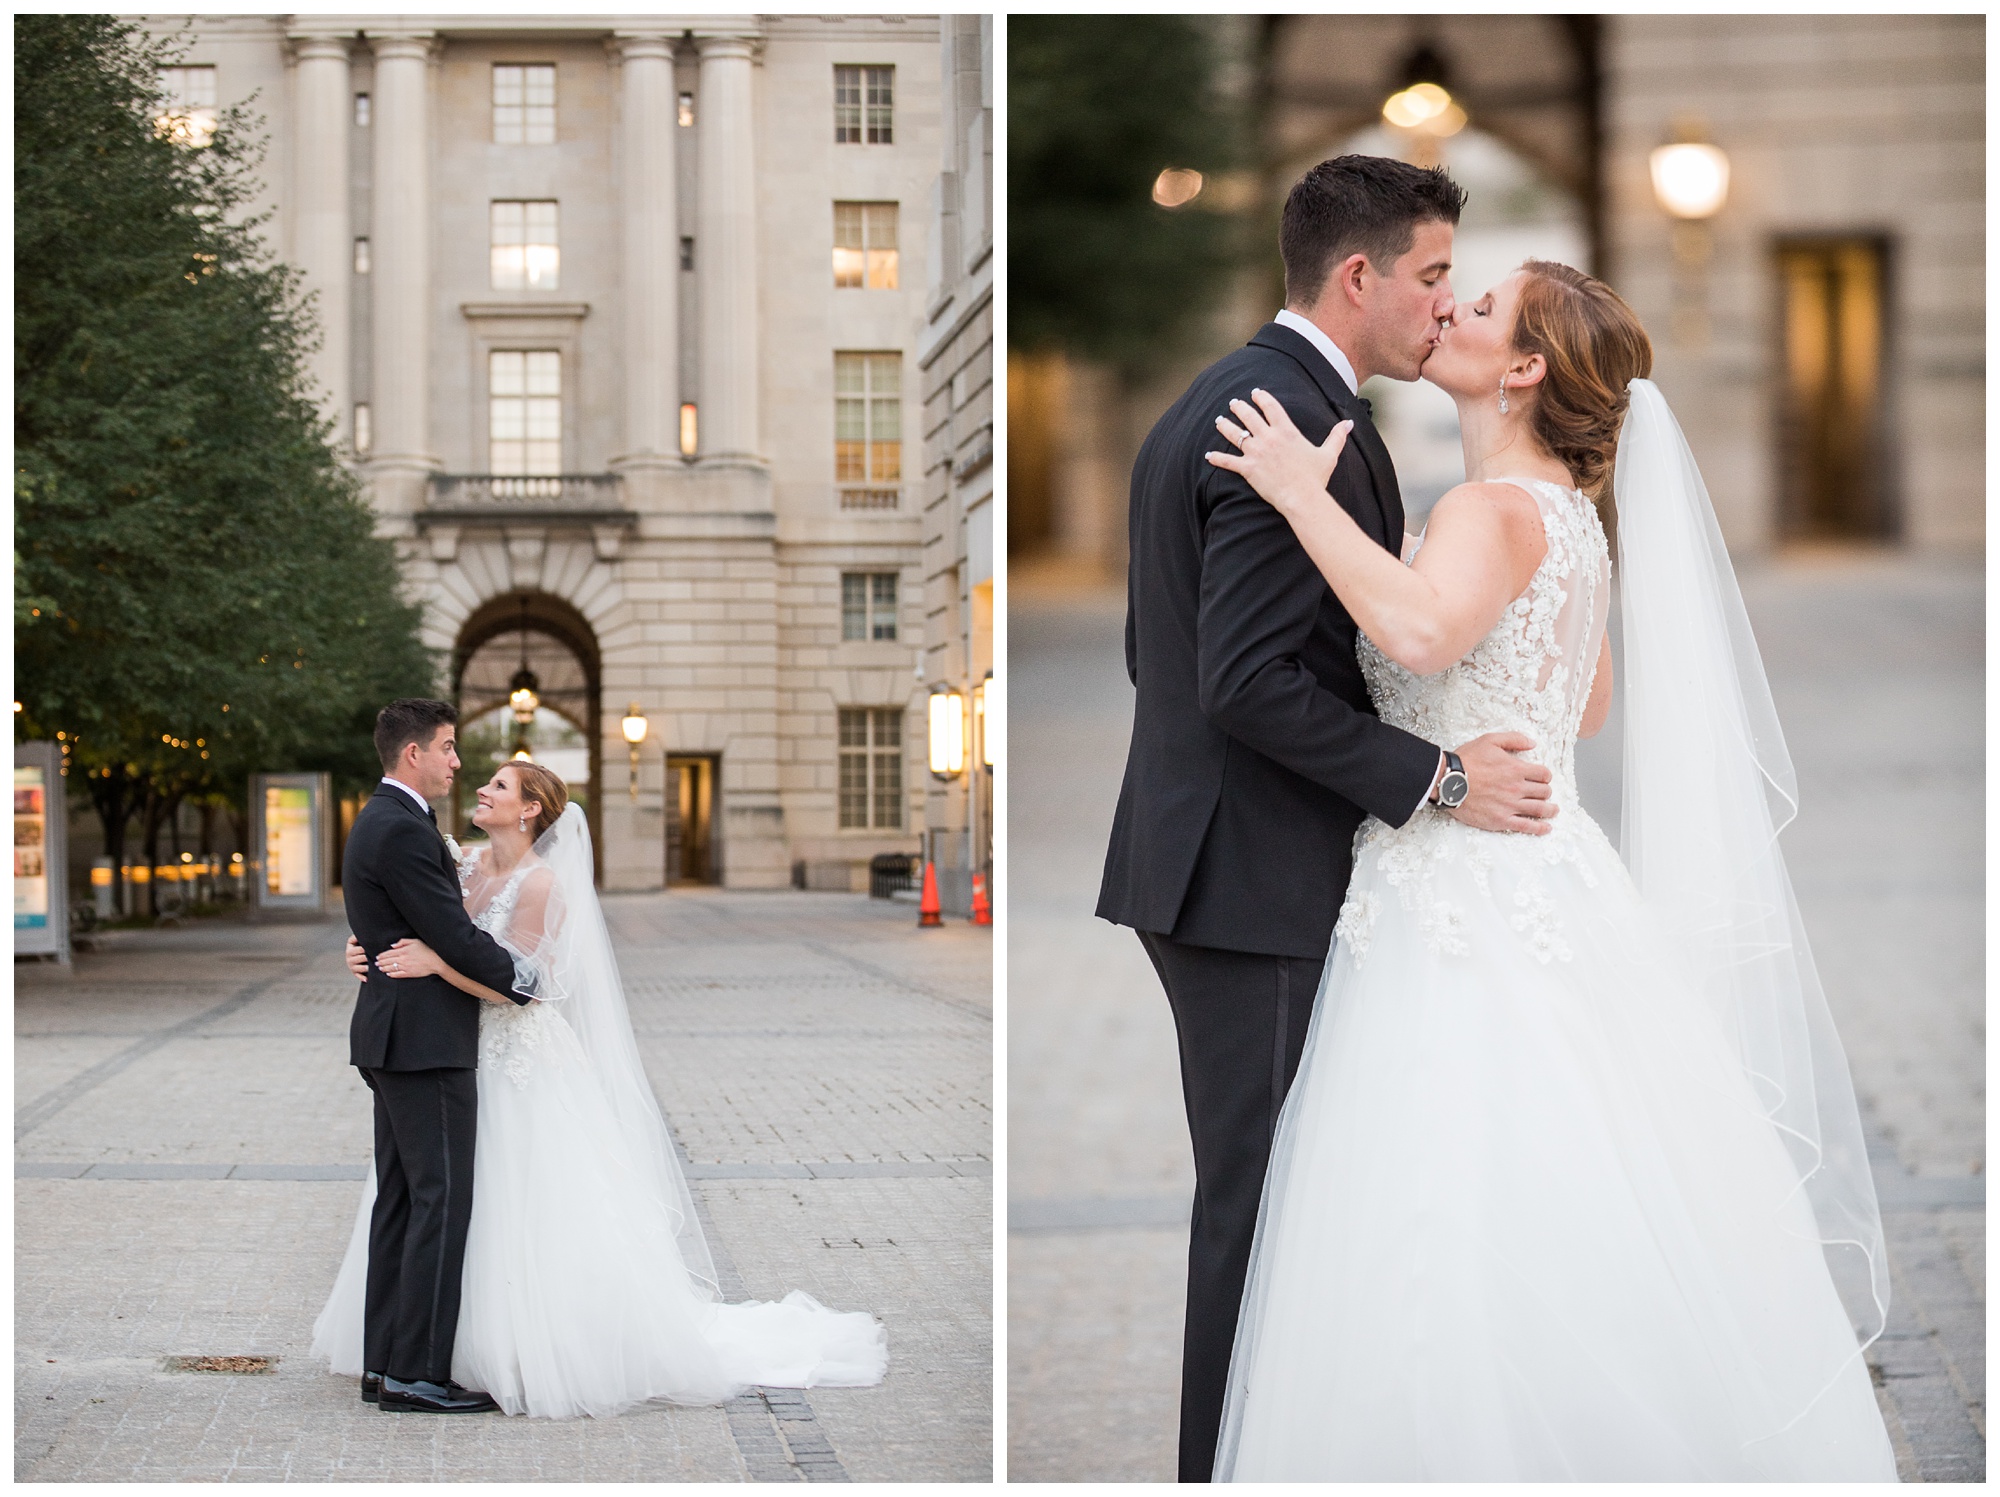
[1215,810,1897,1481]
[312,1001,887,1418]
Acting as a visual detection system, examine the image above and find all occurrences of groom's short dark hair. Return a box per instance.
[375,698,457,772]
[1281,155,1468,308]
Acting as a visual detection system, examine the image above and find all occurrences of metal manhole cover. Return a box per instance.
[164,1355,277,1374]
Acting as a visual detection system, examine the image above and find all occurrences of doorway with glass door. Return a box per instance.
[665,753,720,886]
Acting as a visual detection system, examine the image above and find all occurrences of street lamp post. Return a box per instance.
[621,703,649,800]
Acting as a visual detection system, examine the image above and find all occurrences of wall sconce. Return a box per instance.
[1650,142,1730,221]
[621,702,649,800]
[928,685,966,779]
[978,670,995,770]
[1650,125,1730,346]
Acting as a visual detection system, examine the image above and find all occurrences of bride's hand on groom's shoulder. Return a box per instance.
[1207,388,1352,517]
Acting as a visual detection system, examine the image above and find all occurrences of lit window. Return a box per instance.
[835,352,901,507]
[490,351,561,478]
[841,573,899,642]
[493,64,555,145]
[833,65,893,145]
[838,708,904,829]
[354,92,370,127]
[679,403,698,457]
[354,403,372,455]
[833,202,898,290]
[678,91,694,128]
[353,238,370,274]
[157,66,217,148]
[490,201,559,291]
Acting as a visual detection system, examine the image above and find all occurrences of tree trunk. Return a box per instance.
[87,768,138,917]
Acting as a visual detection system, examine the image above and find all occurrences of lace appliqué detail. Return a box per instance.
[481,1000,551,1090]
[471,859,542,1087]
[1340,479,1612,969]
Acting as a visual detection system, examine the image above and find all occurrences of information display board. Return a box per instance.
[249,772,333,914]
[14,741,69,961]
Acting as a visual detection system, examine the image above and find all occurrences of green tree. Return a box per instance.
[1009,15,1250,376]
[15,15,435,911]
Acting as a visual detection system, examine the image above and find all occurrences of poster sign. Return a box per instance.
[249,772,332,914]
[16,767,48,928]
[14,742,69,961]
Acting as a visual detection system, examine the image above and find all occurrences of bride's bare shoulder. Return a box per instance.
[1427,481,1545,539]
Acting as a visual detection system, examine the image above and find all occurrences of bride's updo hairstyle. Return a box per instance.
[510,763,569,839]
[1509,259,1654,537]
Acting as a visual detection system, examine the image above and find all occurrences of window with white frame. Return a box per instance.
[838,708,904,829]
[490,201,559,291]
[841,573,899,642]
[833,202,898,290]
[833,65,893,144]
[492,64,555,145]
[835,352,901,508]
[156,66,217,148]
[489,351,561,480]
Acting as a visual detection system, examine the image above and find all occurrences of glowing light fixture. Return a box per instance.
[1152,168,1204,209]
[679,402,699,456]
[621,703,649,800]
[1650,142,1730,220]
[928,686,966,778]
[978,670,996,770]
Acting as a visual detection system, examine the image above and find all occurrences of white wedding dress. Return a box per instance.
[1215,459,1897,1479]
[312,807,887,1418]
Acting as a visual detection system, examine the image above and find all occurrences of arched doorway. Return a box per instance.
[450,592,603,885]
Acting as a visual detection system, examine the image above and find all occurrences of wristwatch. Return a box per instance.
[1433,751,1469,810]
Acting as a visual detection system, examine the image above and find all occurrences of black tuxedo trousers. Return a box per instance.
[1098,326,1442,1480]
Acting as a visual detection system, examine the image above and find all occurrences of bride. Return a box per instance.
[313,762,887,1418]
[1202,260,1897,1479]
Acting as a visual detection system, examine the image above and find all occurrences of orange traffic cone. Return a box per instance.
[969,871,992,927]
[918,860,944,928]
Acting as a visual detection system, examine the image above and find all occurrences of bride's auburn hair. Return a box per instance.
[510,763,569,838]
[1509,260,1654,529]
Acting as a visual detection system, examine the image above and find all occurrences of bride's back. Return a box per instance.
[1361,479,1610,811]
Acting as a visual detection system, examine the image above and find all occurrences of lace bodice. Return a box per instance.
[460,849,552,1088]
[1360,477,1611,810]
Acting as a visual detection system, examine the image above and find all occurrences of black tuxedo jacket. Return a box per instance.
[344,784,533,1071]
[1096,322,1442,959]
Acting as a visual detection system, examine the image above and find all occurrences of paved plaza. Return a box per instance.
[1009,550,1983,1482]
[17,888,991,1482]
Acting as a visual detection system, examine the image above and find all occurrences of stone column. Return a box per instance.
[289,33,351,449]
[610,34,679,471]
[366,31,438,512]
[695,34,761,466]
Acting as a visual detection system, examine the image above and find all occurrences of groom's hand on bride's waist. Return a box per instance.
[1442,732,1556,836]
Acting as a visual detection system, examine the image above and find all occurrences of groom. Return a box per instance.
[343,698,537,1413]
[1097,156,1558,1480]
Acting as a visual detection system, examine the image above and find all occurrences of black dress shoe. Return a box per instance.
[361,1371,384,1404]
[377,1376,499,1413]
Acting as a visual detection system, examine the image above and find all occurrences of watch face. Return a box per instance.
[1439,771,1469,808]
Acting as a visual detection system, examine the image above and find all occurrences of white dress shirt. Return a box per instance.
[1273,308,1358,395]
[1270,312,1447,816]
[380,776,434,817]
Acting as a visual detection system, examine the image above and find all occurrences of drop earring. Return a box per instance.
[1497,376,1510,416]
[518,814,527,832]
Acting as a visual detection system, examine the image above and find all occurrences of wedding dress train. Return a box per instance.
[313,808,887,1418]
[1215,447,1896,1480]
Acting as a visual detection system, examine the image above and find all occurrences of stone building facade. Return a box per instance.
[916,16,994,915]
[140,14,964,890]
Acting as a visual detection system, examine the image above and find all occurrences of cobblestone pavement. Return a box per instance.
[17,888,991,1482]
[1008,551,1982,1482]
